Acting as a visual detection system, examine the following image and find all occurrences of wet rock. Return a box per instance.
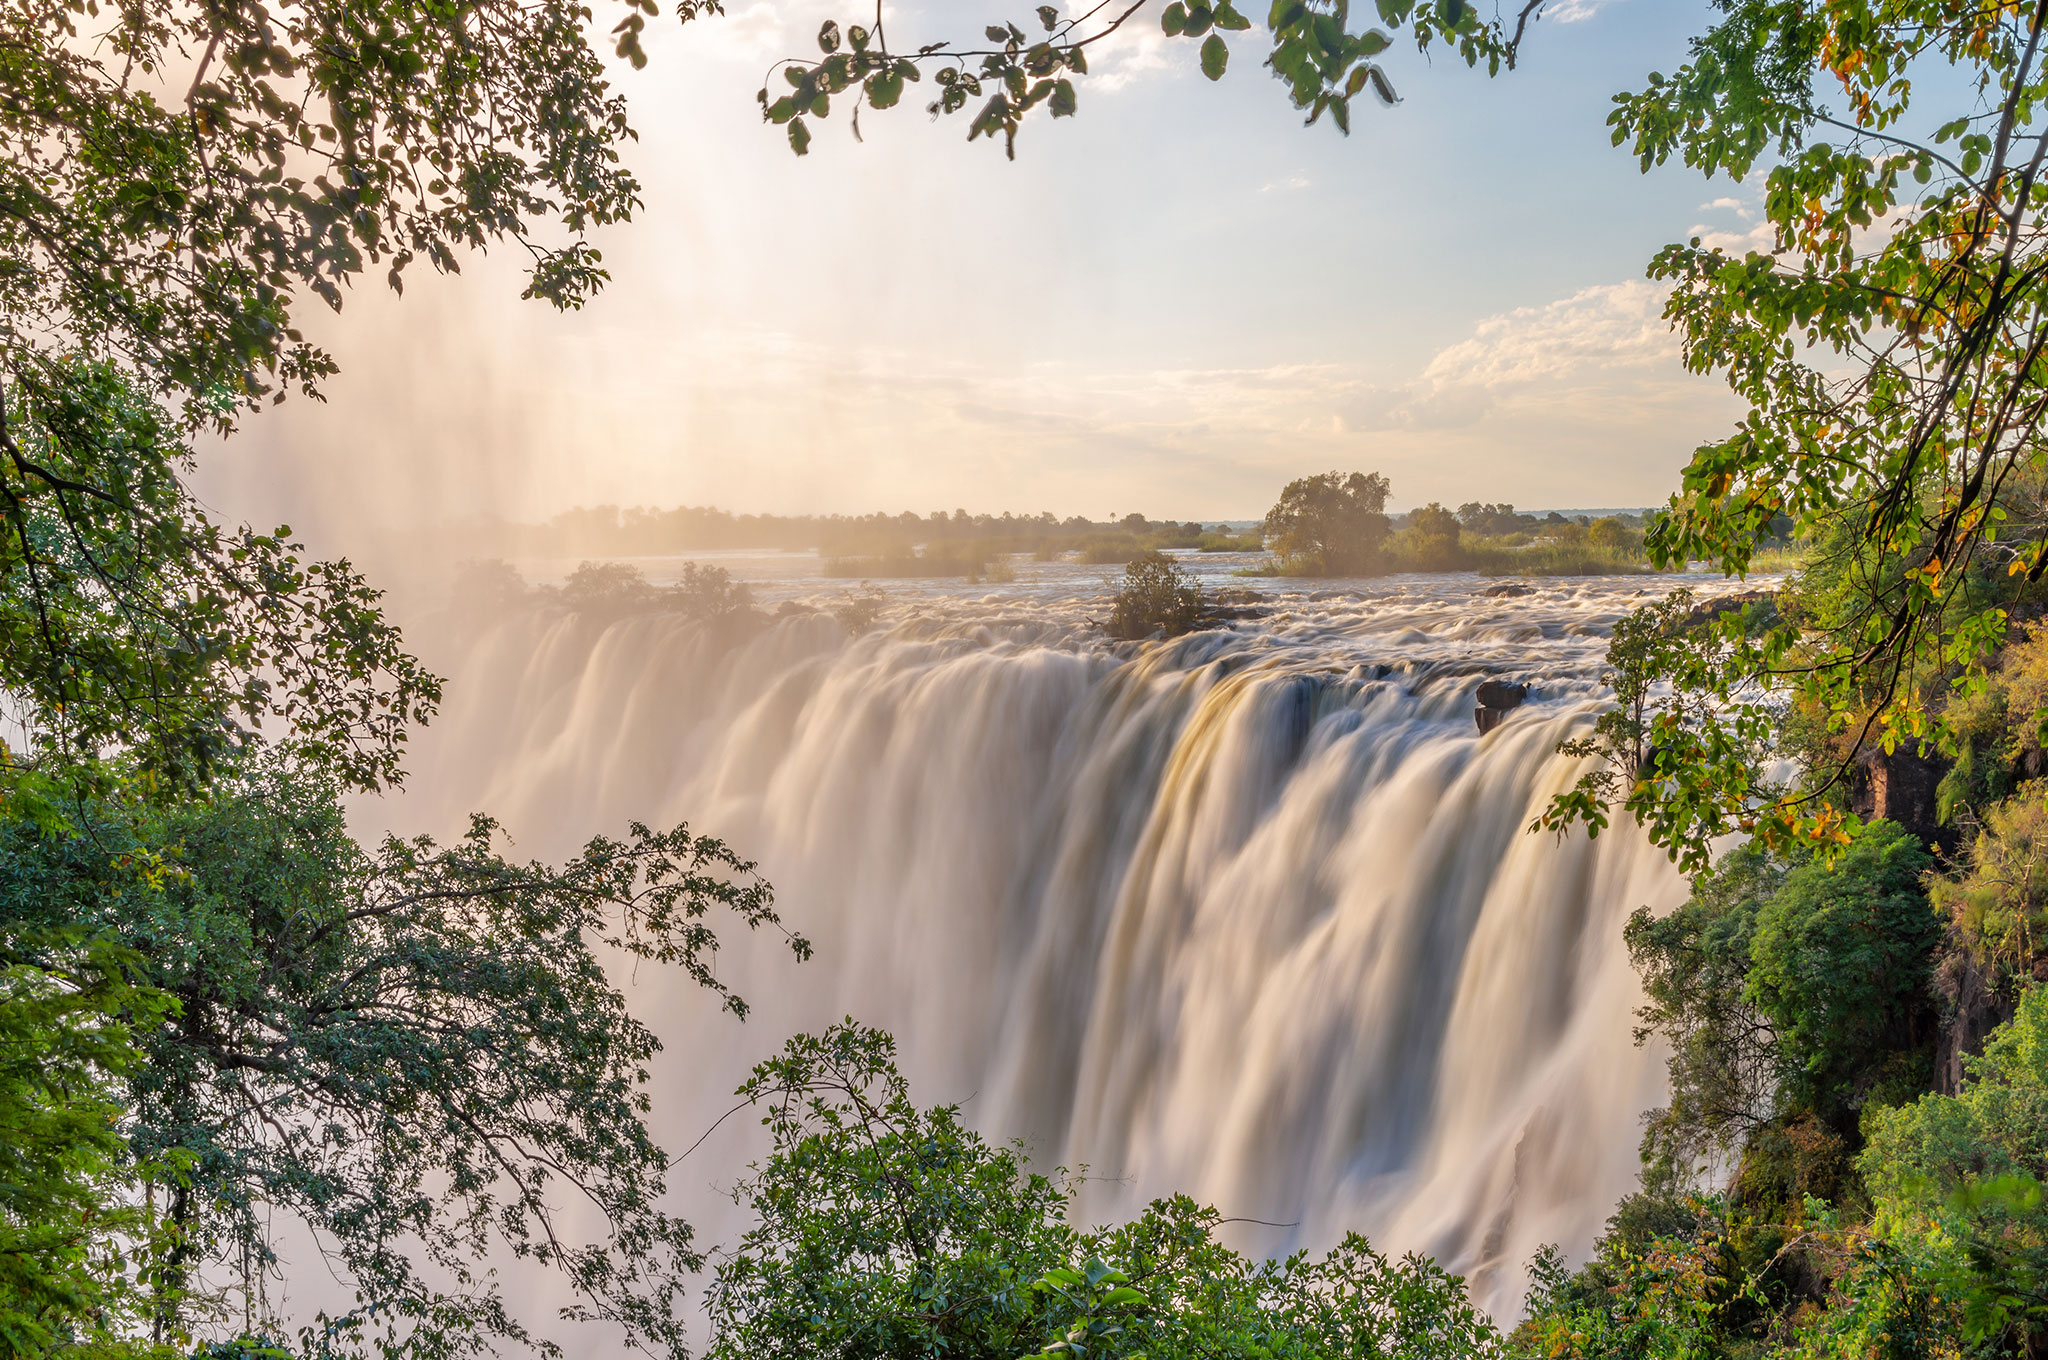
[1482,583,1534,598]
[1474,680,1529,734]
[1477,680,1528,711]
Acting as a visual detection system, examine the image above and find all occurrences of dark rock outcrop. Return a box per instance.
[1933,946,2017,1096]
[1482,583,1535,598]
[1847,742,1953,852]
[1474,680,1529,735]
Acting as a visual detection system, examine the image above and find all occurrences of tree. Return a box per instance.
[1747,820,1941,1129]
[3,0,727,806]
[0,362,436,809]
[1511,0,2048,862]
[0,762,808,1358]
[1261,470,1392,576]
[3,8,813,1351]
[1403,501,1463,571]
[1624,840,1791,1193]
[1861,986,2048,1357]
[1105,551,1205,640]
[704,1025,1078,1360]
[707,1022,1504,1360]
[760,2,1540,160]
[0,927,173,1359]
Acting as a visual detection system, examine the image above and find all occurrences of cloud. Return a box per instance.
[1545,0,1627,20]
[1091,28,1178,91]
[1420,280,1678,386]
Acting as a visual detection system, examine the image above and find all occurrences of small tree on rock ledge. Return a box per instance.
[1107,551,1205,640]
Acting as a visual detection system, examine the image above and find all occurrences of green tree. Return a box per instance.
[760,2,1537,160]
[1260,470,1393,577]
[1402,502,1463,572]
[0,926,174,1360]
[1624,840,1791,1193]
[708,1021,1503,1360]
[4,5,805,1353]
[1747,820,1940,1128]
[0,763,807,1358]
[705,1024,1078,1360]
[1519,0,2048,863]
[1105,550,1205,640]
[3,0,726,805]
[1861,986,2048,1356]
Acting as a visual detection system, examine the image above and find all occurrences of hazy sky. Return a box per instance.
[202,0,1762,531]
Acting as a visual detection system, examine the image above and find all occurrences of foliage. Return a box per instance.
[1432,0,2048,865]
[826,540,1005,581]
[6,0,672,426]
[1932,783,2048,985]
[1747,821,1940,1127]
[555,560,758,621]
[1535,588,1787,873]
[1512,1205,1742,1360]
[1104,551,1205,640]
[0,763,809,1359]
[2,0,720,803]
[1627,840,1791,1191]
[705,1024,1077,1360]
[1861,987,2048,1356]
[1396,502,1463,572]
[763,1,1543,160]
[0,926,174,1359]
[0,362,436,806]
[709,1021,1505,1360]
[1260,470,1393,577]
[831,584,886,634]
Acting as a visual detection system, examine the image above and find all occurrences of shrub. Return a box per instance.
[1859,987,2048,1355]
[1105,551,1204,640]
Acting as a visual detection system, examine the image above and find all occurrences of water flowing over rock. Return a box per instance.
[386,574,1751,1318]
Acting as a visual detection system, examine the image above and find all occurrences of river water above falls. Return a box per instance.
[380,559,1760,1319]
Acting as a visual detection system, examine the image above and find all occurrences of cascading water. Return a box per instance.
[382,565,1730,1319]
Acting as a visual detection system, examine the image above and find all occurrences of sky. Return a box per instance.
[199,0,1769,532]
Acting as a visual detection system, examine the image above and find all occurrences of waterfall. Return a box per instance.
[383,574,1696,1316]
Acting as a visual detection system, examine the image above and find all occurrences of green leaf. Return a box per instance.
[1038,4,1060,30]
[817,20,840,52]
[1200,33,1228,80]
[1161,3,1188,36]
[1050,78,1076,117]
[1185,3,1214,36]
[1214,2,1252,30]
[866,70,905,109]
[788,116,811,154]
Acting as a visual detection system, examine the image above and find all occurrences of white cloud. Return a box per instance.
[1546,0,1627,22]
[1420,280,1677,387]
[1091,28,1177,91]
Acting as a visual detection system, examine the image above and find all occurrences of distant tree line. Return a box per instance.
[461,505,1262,569]
[1257,471,1701,579]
